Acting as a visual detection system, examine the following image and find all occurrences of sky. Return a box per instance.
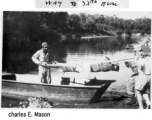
[68,11,151,20]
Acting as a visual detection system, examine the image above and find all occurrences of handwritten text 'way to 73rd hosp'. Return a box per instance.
[36,0,129,8]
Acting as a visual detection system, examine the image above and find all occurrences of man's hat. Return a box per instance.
[42,42,49,47]
[134,45,143,52]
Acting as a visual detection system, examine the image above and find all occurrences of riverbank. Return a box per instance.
[1,91,140,109]
[72,33,150,41]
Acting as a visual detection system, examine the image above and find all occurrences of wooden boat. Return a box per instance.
[2,74,116,105]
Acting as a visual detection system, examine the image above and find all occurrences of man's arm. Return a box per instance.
[32,51,41,65]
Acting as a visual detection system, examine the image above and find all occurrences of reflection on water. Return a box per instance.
[3,36,138,73]
[63,36,136,63]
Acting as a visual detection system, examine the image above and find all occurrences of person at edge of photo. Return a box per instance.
[126,45,151,109]
[32,42,52,84]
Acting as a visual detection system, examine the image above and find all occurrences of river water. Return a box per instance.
[65,37,134,62]
[55,36,135,62]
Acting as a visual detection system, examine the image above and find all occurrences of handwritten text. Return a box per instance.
[36,0,128,8]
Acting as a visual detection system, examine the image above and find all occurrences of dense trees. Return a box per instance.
[2,12,151,73]
[3,12,151,41]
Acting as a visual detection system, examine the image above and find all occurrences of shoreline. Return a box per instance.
[80,34,150,41]
[81,35,111,39]
[1,90,140,109]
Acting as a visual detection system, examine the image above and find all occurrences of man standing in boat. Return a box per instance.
[32,42,52,84]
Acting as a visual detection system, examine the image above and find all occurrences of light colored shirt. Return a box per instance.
[137,56,151,75]
[32,49,51,65]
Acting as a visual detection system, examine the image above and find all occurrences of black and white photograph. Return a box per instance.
[1,11,151,109]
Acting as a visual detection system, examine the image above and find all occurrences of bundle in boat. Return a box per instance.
[90,56,120,72]
[90,62,119,72]
[60,61,119,73]
[61,65,78,73]
[61,61,90,73]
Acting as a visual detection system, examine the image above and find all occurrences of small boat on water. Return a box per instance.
[2,73,116,105]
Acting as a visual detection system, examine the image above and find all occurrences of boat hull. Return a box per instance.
[2,80,112,105]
